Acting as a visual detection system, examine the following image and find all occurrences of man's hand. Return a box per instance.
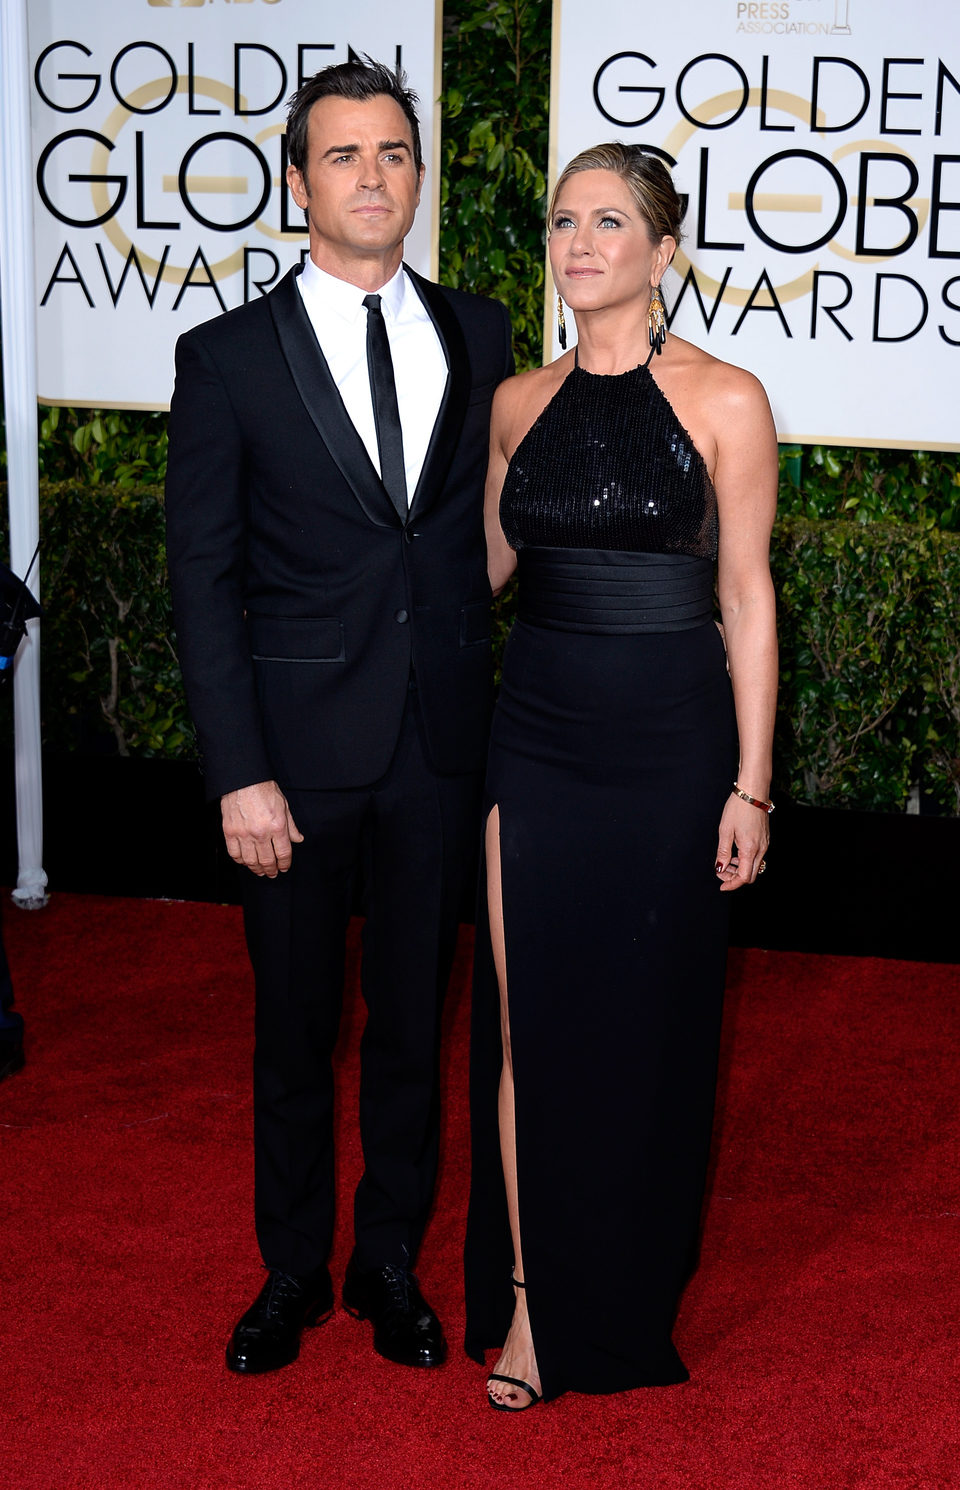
[221,781,304,878]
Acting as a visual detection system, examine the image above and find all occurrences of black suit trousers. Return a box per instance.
[242,686,481,1277]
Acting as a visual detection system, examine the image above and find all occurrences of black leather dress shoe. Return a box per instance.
[342,1256,447,1368]
[0,1033,24,1084]
[226,1267,333,1375]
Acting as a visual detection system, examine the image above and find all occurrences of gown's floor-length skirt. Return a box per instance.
[465,613,737,1400]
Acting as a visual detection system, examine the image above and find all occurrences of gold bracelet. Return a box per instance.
[732,782,775,814]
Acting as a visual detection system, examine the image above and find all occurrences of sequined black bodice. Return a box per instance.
[500,361,717,560]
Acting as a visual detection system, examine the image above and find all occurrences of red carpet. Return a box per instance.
[2,893,959,1489]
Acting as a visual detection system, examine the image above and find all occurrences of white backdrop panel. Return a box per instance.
[29,0,440,410]
[553,0,959,448]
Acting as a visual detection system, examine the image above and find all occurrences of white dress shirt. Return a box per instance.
[297,258,448,506]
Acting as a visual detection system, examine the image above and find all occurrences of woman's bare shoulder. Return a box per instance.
[667,335,771,417]
[493,357,574,457]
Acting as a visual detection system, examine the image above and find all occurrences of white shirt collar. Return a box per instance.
[299,257,407,326]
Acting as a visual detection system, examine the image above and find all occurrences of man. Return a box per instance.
[165,59,512,1375]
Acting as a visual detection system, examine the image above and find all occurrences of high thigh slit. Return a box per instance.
[464,358,737,1400]
[482,804,542,1407]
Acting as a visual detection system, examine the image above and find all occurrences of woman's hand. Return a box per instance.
[715,792,770,891]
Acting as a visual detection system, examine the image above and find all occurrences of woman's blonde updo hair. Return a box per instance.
[548,143,684,247]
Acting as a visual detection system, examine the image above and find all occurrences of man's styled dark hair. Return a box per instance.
[286,58,423,177]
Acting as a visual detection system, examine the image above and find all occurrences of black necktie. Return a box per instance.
[363,293,407,520]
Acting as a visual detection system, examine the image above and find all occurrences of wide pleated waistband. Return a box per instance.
[516,548,715,634]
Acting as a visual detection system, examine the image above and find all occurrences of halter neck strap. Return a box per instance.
[573,343,658,373]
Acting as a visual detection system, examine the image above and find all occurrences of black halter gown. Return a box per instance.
[464,351,738,1399]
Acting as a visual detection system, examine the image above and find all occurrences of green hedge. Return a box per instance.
[774,516,960,813]
[440,0,550,371]
[3,480,960,815]
[0,481,189,759]
[769,445,960,811]
[777,444,960,528]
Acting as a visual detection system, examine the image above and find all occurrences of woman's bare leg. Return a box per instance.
[485,806,541,1409]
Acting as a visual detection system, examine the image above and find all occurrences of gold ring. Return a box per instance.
[758,859,767,875]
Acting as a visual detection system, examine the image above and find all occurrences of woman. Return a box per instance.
[464,144,778,1410]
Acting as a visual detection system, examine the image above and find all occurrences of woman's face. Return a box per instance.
[548,168,675,318]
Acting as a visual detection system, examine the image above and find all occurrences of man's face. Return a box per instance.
[286,94,424,281]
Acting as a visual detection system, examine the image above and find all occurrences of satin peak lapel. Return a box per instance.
[268,268,401,530]
[405,270,471,523]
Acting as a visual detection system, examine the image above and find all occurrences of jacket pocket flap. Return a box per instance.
[248,615,345,662]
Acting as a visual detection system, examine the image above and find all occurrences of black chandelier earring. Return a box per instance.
[647,283,667,354]
[557,293,567,351]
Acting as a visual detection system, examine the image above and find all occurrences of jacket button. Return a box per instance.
[394,609,409,624]
[404,529,420,543]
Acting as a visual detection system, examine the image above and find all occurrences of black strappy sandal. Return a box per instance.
[486,1276,542,1412]
[487,1373,542,1412]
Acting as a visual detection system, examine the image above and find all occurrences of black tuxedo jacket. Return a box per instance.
[165,266,513,799]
